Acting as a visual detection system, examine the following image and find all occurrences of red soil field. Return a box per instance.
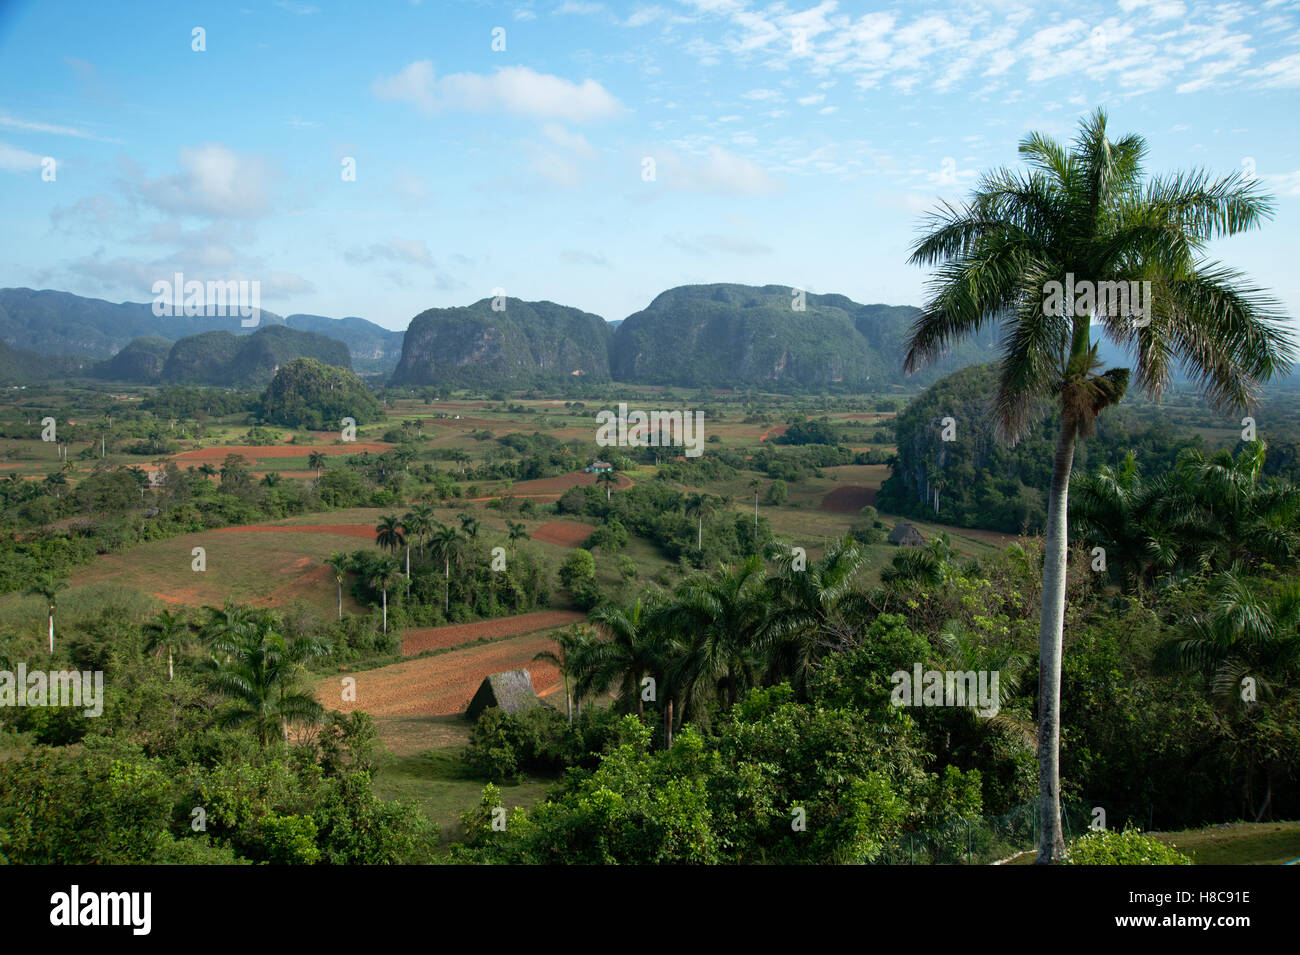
[319,632,563,718]
[212,524,377,539]
[401,609,585,656]
[173,442,393,463]
[820,485,878,513]
[530,520,594,547]
[466,470,633,502]
[758,425,788,443]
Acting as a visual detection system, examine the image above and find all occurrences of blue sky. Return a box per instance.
[2,0,1298,330]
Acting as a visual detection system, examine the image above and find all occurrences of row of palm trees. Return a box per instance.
[319,506,531,630]
[537,538,875,740]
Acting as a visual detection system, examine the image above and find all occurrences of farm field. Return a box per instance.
[317,629,565,719]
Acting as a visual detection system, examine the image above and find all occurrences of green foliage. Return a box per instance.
[1064,828,1192,865]
[257,358,381,430]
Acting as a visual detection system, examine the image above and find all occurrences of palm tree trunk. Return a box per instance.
[337,581,343,620]
[665,698,674,748]
[697,516,702,551]
[168,649,174,682]
[1036,416,1077,864]
[48,613,54,655]
[564,675,572,724]
[444,559,450,614]
[382,587,388,633]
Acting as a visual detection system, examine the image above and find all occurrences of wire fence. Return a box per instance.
[873,799,1131,865]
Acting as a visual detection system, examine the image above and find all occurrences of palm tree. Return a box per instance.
[458,513,480,540]
[375,514,407,575]
[428,523,465,615]
[260,471,282,488]
[597,468,618,502]
[1073,451,1168,588]
[533,623,597,723]
[410,502,438,554]
[202,617,329,745]
[683,492,717,552]
[1162,570,1300,704]
[403,508,432,560]
[764,537,872,698]
[586,595,672,720]
[308,450,327,477]
[42,471,67,499]
[144,609,193,681]
[656,555,770,728]
[1161,571,1300,820]
[902,109,1295,862]
[324,552,350,620]
[506,520,529,547]
[369,557,404,634]
[26,575,68,654]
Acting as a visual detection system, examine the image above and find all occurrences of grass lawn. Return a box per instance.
[1005,821,1300,865]
[365,710,562,850]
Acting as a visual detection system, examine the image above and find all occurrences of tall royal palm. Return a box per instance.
[903,109,1295,862]
[324,551,350,620]
[428,523,465,615]
[375,514,408,575]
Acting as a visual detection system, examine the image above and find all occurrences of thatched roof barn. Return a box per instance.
[888,521,926,547]
[466,669,540,721]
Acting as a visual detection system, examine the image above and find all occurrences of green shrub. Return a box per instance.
[1063,828,1192,865]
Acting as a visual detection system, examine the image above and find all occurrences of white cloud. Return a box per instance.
[133,144,274,219]
[0,113,120,143]
[555,1,604,14]
[1265,169,1300,196]
[653,145,779,195]
[0,140,45,173]
[373,61,623,122]
[347,238,438,268]
[561,249,612,267]
[542,122,596,156]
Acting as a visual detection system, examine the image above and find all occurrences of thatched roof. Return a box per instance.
[466,669,540,721]
[888,521,925,547]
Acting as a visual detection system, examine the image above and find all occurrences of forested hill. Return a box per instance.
[0,287,286,357]
[159,326,352,387]
[391,297,613,387]
[0,289,401,372]
[875,363,1217,533]
[608,284,998,390]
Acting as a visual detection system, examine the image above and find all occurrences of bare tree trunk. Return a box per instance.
[1036,417,1077,864]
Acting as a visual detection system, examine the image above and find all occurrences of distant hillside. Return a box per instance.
[283,314,404,374]
[0,287,287,358]
[0,288,400,372]
[0,339,96,384]
[609,284,997,391]
[90,337,172,382]
[391,297,612,388]
[160,325,352,387]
